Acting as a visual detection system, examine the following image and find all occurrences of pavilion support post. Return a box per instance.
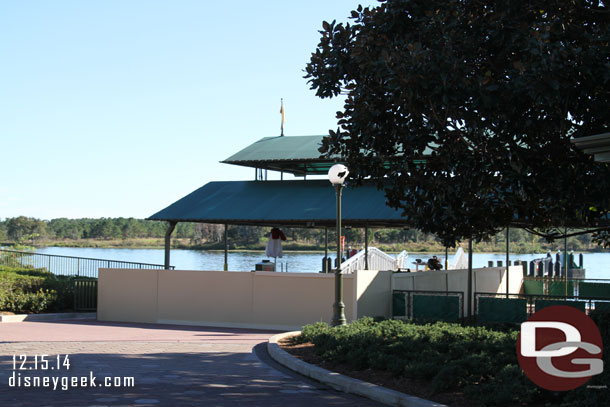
[445,247,448,270]
[164,221,177,270]
[224,224,229,271]
[365,225,369,270]
[467,239,473,319]
[506,227,510,297]
[324,227,329,273]
[564,227,568,296]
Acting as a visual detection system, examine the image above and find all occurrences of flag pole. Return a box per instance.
[280,98,285,137]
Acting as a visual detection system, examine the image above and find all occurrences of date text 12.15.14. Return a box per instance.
[12,355,70,371]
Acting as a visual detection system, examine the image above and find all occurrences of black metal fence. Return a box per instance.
[74,279,98,311]
[0,249,171,278]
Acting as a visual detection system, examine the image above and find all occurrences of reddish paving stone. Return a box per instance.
[0,320,380,407]
[0,320,278,343]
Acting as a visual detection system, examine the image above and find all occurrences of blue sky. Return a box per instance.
[0,0,372,220]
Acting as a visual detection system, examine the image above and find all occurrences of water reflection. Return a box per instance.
[36,247,608,279]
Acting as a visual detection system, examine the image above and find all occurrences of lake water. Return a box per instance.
[35,247,610,280]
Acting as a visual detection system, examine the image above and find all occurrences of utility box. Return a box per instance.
[255,260,275,272]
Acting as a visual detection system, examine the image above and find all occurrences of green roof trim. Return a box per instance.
[221,136,340,175]
[223,135,332,162]
[572,132,610,162]
[221,135,434,175]
[148,180,410,228]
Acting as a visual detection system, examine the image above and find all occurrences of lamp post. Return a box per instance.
[328,164,349,326]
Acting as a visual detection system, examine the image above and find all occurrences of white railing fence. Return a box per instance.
[341,247,400,274]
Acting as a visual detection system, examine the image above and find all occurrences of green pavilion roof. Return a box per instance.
[221,135,434,176]
[150,135,610,230]
[221,135,339,175]
[148,180,409,228]
[572,132,610,163]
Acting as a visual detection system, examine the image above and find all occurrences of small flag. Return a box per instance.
[280,99,285,136]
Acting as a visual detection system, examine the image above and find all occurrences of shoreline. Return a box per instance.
[11,245,605,256]
[4,238,607,255]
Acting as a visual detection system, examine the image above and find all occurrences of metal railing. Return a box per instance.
[475,291,610,319]
[341,247,398,273]
[0,249,172,278]
[522,277,610,297]
[74,279,98,311]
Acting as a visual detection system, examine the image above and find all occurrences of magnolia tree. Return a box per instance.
[306,0,610,246]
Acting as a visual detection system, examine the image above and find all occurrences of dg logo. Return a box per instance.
[517,305,604,391]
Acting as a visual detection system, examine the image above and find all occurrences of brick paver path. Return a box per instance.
[0,320,378,407]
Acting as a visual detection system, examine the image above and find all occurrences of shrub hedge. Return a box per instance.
[296,314,610,406]
[559,310,610,406]
[0,265,78,313]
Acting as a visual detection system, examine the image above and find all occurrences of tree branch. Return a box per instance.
[522,227,610,240]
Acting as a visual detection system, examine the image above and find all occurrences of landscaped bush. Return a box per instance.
[0,289,58,313]
[295,317,609,406]
[0,265,77,313]
[559,310,610,407]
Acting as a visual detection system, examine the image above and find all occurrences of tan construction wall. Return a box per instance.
[97,269,158,323]
[97,266,524,328]
[157,270,256,327]
[354,270,393,318]
[250,272,356,328]
[98,269,357,331]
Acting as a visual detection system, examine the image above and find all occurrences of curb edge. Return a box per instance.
[267,331,448,407]
[0,312,96,323]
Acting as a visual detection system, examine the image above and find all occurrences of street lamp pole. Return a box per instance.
[333,183,346,326]
[328,164,349,327]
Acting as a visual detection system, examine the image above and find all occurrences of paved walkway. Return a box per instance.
[0,320,379,407]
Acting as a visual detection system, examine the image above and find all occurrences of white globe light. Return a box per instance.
[328,164,349,185]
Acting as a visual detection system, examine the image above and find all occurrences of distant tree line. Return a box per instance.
[0,216,599,252]
[0,217,189,242]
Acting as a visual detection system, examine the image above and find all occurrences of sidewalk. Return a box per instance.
[0,319,380,407]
